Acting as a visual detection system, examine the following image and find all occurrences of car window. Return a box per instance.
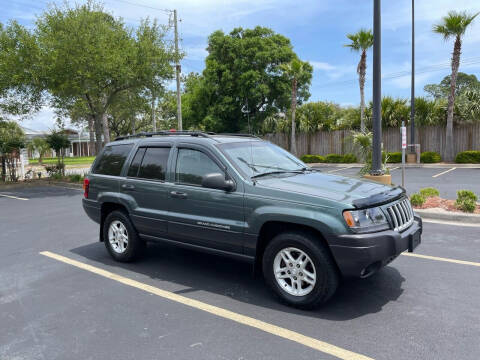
[127,147,146,177]
[137,147,170,180]
[93,144,133,176]
[176,148,222,186]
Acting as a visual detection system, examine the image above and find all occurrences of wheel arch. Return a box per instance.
[254,221,340,276]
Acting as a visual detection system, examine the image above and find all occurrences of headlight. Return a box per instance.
[343,207,390,233]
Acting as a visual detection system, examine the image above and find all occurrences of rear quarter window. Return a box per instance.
[93,144,134,176]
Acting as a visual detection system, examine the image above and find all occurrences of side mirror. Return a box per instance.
[202,172,235,192]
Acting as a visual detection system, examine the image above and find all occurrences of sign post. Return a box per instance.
[401,122,407,187]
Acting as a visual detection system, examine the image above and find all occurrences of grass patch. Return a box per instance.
[29,156,95,166]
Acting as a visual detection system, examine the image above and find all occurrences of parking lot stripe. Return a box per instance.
[388,167,399,171]
[402,252,480,267]
[432,167,456,178]
[0,193,28,200]
[327,166,356,173]
[40,251,373,360]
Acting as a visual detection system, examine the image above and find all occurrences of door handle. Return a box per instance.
[170,191,187,199]
[121,184,135,191]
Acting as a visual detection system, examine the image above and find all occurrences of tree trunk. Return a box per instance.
[88,115,95,156]
[102,112,110,145]
[94,113,104,154]
[290,78,297,155]
[358,50,367,132]
[445,36,461,162]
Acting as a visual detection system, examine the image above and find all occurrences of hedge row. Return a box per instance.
[300,153,358,163]
[455,150,480,163]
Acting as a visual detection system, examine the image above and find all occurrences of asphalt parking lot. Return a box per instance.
[312,165,480,199]
[1,186,480,360]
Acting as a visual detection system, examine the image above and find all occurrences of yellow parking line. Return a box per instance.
[432,167,456,178]
[40,251,373,360]
[0,193,28,200]
[402,252,480,267]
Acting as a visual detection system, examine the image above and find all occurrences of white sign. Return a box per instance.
[20,149,29,165]
[401,126,407,149]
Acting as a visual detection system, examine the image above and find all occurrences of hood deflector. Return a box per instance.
[352,186,406,208]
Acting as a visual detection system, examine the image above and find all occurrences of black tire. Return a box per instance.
[103,210,145,262]
[262,231,339,309]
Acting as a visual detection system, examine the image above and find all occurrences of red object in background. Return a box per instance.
[83,178,90,198]
[169,129,176,132]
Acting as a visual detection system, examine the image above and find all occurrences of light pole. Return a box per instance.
[410,0,415,152]
[371,0,383,175]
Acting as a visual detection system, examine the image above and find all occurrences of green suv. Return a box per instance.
[82,131,422,309]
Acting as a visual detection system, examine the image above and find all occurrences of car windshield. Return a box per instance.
[218,141,307,178]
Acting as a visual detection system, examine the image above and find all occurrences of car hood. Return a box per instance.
[255,171,404,208]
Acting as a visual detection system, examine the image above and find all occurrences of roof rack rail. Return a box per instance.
[114,130,217,141]
[217,133,260,139]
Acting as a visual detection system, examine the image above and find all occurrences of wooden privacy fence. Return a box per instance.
[265,123,480,157]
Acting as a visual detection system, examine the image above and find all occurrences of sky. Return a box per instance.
[3,0,480,131]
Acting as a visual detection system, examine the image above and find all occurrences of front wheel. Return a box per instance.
[103,210,144,262]
[262,231,339,309]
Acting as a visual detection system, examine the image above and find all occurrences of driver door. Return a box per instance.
[166,144,245,254]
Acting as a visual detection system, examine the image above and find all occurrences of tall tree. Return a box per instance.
[281,59,313,155]
[195,27,312,132]
[345,29,374,132]
[34,1,176,152]
[433,11,479,161]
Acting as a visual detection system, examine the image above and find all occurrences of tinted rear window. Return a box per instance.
[137,147,170,180]
[93,144,133,176]
[127,147,146,177]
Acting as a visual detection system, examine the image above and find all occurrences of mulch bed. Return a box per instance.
[413,196,480,214]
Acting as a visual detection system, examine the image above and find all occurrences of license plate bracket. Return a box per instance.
[408,230,421,252]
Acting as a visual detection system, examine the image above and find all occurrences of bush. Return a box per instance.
[420,151,442,163]
[325,153,345,163]
[342,153,358,163]
[67,174,84,183]
[419,187,440,198]
[410,193,425,207]
[50,173,63,180]
[456,190,478,213]
[45,164,65,176]
[300,154,326,163]
[457,199,476,213]
[386,152,402,163]
[455,150,480,164]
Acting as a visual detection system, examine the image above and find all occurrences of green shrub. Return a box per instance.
[410,193,425,207]
[67,174,84,183]
[342,153,357,163]
[420,151,441,163]
[456,190,478,203]
[457,199,476,213]
[386,152,402,163]
[456,190,478,213]
[325,153,345,163]
[300,154,326,163]
[50,173,63,180]
[455,150,480,164]
[419,187,440,198]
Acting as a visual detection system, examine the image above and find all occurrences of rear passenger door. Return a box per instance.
[121,144,172,238]
[167,144,244,253]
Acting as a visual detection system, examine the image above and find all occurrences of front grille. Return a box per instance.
[386,198,414,232]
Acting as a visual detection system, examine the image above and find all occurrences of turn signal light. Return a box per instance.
[343,211,355,227]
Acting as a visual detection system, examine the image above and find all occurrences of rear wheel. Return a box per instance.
[103,210,144,262]
[262,231,339,309]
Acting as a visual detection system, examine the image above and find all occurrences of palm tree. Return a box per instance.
[345,29,374,132]
[281,59,312,155]
[433,11,479,161]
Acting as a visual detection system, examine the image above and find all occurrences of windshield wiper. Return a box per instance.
[251,170,304,179]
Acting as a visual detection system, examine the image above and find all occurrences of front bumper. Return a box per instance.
[329,215,422,278]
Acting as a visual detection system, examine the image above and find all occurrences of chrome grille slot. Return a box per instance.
[387,198,414,231]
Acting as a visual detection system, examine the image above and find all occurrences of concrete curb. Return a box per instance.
[310,163,480,169]
[414,208,480,224]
